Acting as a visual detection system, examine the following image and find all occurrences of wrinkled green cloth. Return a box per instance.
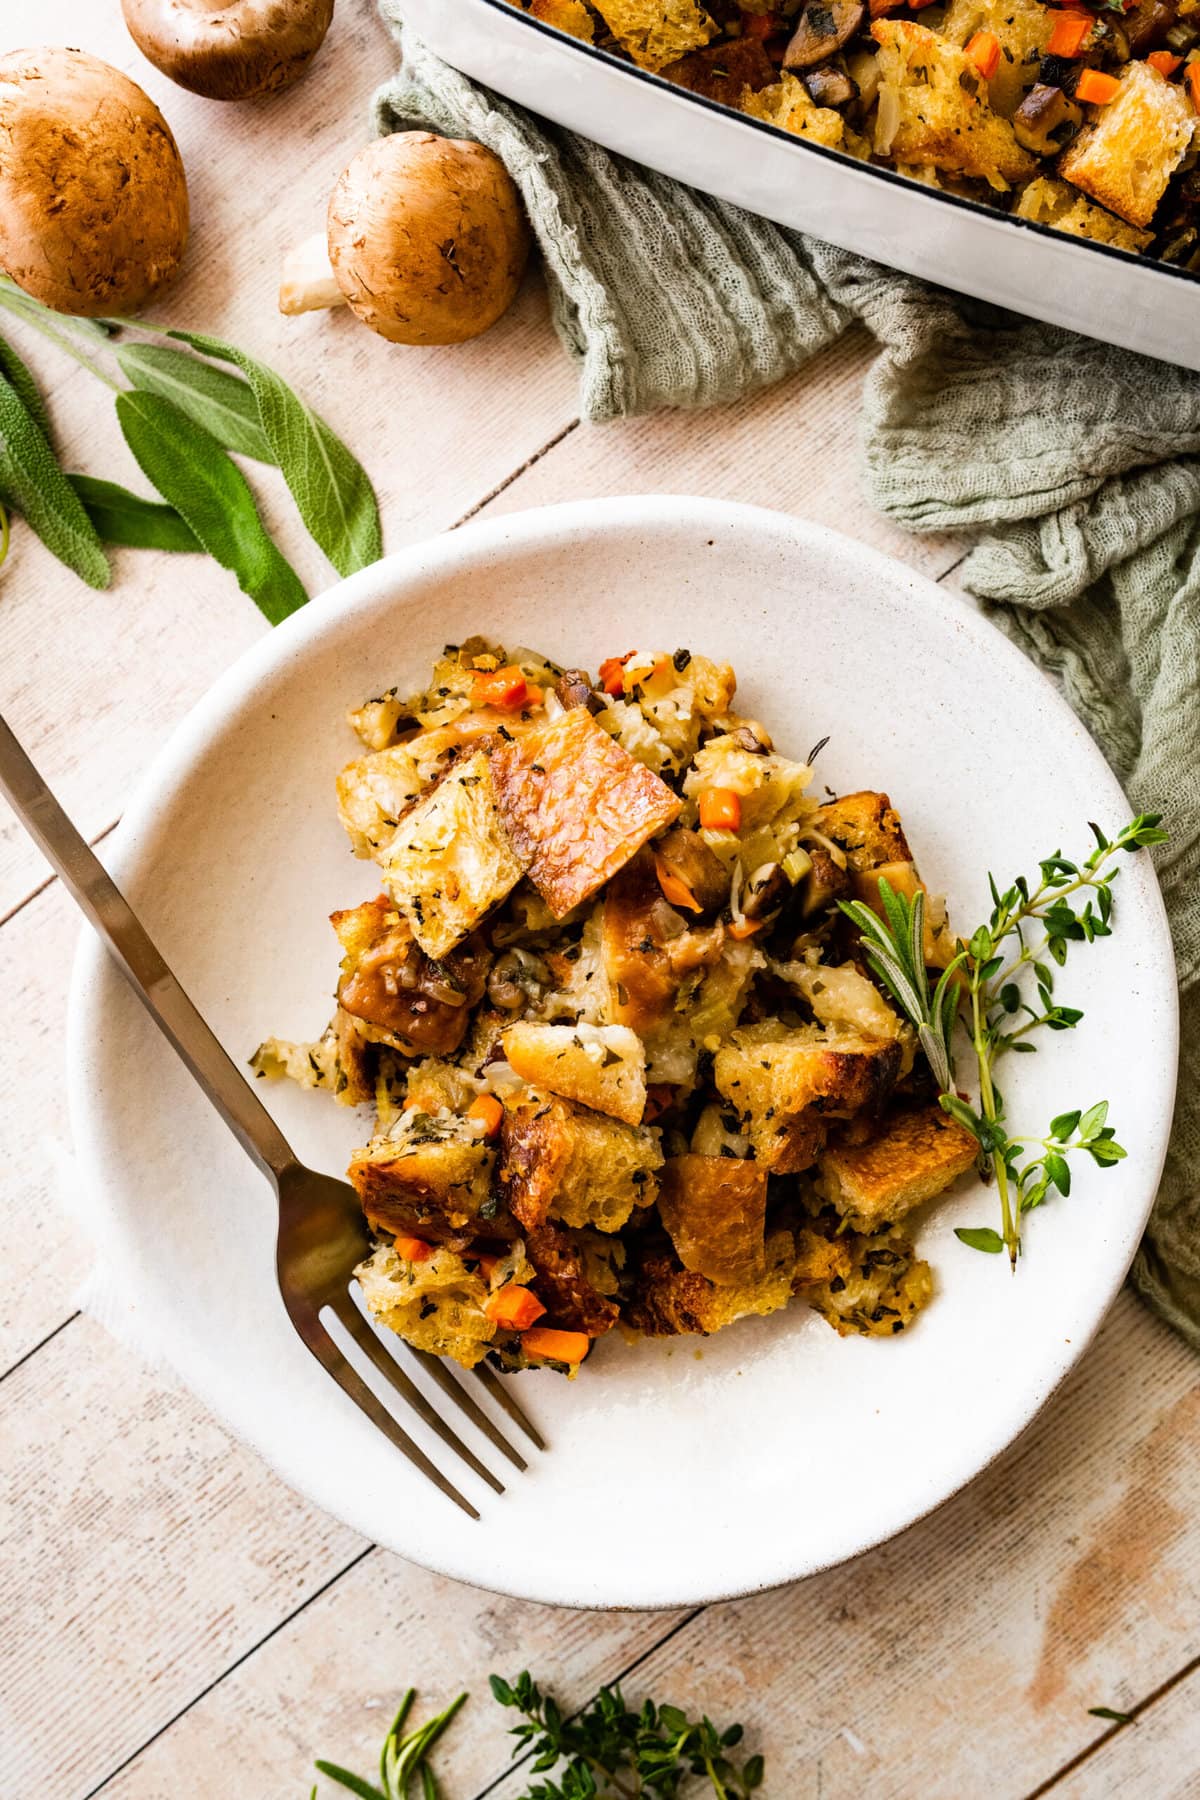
[375,7,1200,1348]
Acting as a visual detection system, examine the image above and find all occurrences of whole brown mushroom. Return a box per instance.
[327,133,531,346]
[121,0,334,101]
[0,46,189,316]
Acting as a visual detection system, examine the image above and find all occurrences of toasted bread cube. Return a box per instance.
[623,1228,796,1337]
[502,1021,647,1125]
[818,1104,978,1229]
[775,957,913,1063]
[739,73,859,153]
[523,0,595,37]
[1059,62,1192,229]
[1013,176,1151,252]
[356,1241,494,1367]
[661,35,776,105]
[491,706,681,918]
[525,1221,620,1336]
[377,748,526,959]
[592,0,717,69]
[349,1112,496,1238]
[814,790,913,871]
[804,1226,934,1337]
[714,1027,902,1172]
[657,1155,769,1286]
[332,898,489,1059]
[871,21,1037,188]
[336,744,426,858]
[939,0,1053,117]
[499,1088,662,1232]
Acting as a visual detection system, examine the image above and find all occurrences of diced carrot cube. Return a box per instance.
[521,1326,591,1363]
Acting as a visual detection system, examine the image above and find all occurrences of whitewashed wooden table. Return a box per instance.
[2,6,1199,1797]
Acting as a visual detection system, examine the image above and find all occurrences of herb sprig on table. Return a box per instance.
[314,1678,763,1800]
[840,813,1168,1268]
[0,276,381,619]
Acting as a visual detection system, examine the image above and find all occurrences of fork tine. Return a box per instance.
[471,1362,548,1452]
[301,1315,480,1519]
[333,1298,505,1495]
[412,1350,529,1472]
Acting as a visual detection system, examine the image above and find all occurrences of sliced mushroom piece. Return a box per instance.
[554,668,605,714]
[741,862,789,921]
[653,826,731,916]
[1013,83,1082,157]
[782,0,866,72]
[802,64,857,107]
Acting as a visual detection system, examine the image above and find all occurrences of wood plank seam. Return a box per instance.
[469,1605,708,1800]
[0,816,118,932]
[452,418,582,530]
[1025,1646,1200,1798]
[83,1545,377,1800]
[0,1308,81,1388]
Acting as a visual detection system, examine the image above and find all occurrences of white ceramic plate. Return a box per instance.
[68,497,1177,1610]
[402,0,1200,373]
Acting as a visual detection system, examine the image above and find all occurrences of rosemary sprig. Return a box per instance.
[840,812,1168,1268]
[313,1678,763,1800]
[315,1688,466,1800]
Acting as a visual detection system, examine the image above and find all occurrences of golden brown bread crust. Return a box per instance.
[498,1091,573,1232]
[1058,60,1193,229]
[501,1020,647,1124]
[498,1088,662,1232]
[660,35,776,103]
[491,708,681,917]
[714,1031,903,1173]
[657,1155,768,1286]
[623,1228,796,1337]
[601,851,686,1038]
[349,1130,497,1239]
[525,1223,619,1335]
[819,1104,978,1229]
[813,790,913,872]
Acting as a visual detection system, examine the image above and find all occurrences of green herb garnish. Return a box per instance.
[314,1677,763,1799]
[0,275,382,618]
[841,812,1168,1267]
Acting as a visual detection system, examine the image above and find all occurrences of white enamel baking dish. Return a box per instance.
[403,0,1199,369]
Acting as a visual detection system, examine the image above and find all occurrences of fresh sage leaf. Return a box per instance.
[68,475,201,553]
[116,343,273,463]
[0,330,52,440]
[116,390,307,623]
[170,329,382,577]
[0,371,109,588]
[955,1227,1005,1253]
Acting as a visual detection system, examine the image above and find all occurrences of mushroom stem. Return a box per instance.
[278,230,346,316]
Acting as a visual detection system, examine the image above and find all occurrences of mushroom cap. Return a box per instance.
[121,0,334,101]
[327,132,532,347]
[0,46,189,316]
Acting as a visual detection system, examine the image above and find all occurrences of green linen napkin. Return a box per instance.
[375,6,1199,1348]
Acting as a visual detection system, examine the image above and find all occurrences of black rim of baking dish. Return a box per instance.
[477,0,1200,302]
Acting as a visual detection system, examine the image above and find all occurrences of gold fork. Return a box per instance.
[0,715,544,1519]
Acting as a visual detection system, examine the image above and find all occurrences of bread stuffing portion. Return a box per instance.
[256,638,978,1377]
[501,0,1200,269]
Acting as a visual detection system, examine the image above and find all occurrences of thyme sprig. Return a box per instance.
[313,1677,763,1800]
[492,1671,763,1799]
[840,812,1167,1268]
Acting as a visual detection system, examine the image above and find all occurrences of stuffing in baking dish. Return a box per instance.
[507,0,1200,265]
[255,640,976,1376]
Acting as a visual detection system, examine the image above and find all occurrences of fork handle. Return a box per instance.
[0,714,297,1186]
